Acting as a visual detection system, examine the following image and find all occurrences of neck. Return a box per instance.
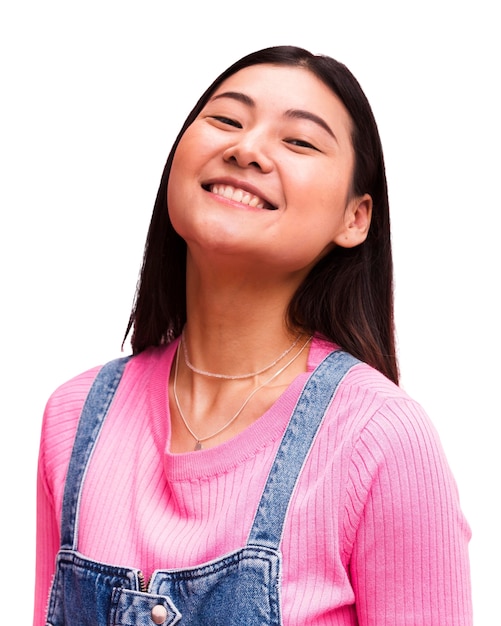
[184,259,305,376]
[169,256,312,452]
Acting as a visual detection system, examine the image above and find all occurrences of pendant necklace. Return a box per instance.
[173,335,312,450]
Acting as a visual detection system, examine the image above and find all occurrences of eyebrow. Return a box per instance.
[210,91,337,142]
[211,91,254,107]
[284,109,337,142]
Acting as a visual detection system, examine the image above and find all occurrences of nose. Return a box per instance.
[222,130,273,173]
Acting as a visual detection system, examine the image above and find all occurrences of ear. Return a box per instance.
[333,193,373,248]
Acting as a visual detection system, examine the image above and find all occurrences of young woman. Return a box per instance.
[35,46,472,625]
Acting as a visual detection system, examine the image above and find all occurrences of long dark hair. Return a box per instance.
[124,46,399,384]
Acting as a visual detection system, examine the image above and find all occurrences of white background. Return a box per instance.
[1,1,499,622]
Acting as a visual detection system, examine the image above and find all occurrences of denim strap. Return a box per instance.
[60,356,132,550]
[248,350,359,549]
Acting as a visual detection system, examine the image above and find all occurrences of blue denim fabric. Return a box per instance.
[46,350,359,626]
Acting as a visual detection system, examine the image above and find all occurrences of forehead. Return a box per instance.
[210,64,352,131]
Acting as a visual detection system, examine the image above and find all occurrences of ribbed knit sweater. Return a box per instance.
[34,337,472,625]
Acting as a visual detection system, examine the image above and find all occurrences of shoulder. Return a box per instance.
[309,337,430,438]
[42,345,171,424]
[331,357,438,456]
[41,346,170,436]
[326,359,457,511]
[38,345,172,507]
[38,364,102,513]
[343,362,436,443]
[316,354,466,512]
[41,365,102,448]
[308,339,444,475]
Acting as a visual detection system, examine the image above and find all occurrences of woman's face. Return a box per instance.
[168,64,371,277]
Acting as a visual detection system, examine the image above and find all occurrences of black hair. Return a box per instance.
[124,46,399,384]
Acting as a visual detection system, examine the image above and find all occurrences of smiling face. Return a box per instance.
[167,63,372,277]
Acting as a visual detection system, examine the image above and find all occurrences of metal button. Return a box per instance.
[151,604,168,624]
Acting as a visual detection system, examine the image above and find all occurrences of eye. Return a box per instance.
[285,138,320,151]
[209,116,242,128]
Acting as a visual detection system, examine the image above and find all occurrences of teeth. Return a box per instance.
[209,184,270,209]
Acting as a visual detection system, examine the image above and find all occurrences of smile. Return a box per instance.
[203,183,277,210]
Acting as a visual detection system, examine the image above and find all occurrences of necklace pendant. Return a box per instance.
[194,441,203,451]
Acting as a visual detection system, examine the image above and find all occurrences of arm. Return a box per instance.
[33,457,60,626]
[348,399,472,625]
[33,367,100,626]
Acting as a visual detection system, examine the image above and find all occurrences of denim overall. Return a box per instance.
[46,349,358,626]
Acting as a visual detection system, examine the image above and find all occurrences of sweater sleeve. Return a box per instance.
[346,398,472,625]
[33,368,100,626]
[34,450,60,626]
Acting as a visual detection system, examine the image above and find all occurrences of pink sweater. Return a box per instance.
[35,337,472,625]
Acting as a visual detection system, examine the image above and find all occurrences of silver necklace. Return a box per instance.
[173,336,312,451]
[181,329,302,380]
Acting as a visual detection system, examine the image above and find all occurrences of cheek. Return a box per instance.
[166,164,179,219]
[287,157,348,201]
[166,153,190,237]
[290,171,349,224]
[319,166,353,215]
[168,138,192,188]
[167,136,214,241]
[168,131,218,203]
[167,136,197,211]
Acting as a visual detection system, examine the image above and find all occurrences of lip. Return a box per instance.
[201,177,278,211]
